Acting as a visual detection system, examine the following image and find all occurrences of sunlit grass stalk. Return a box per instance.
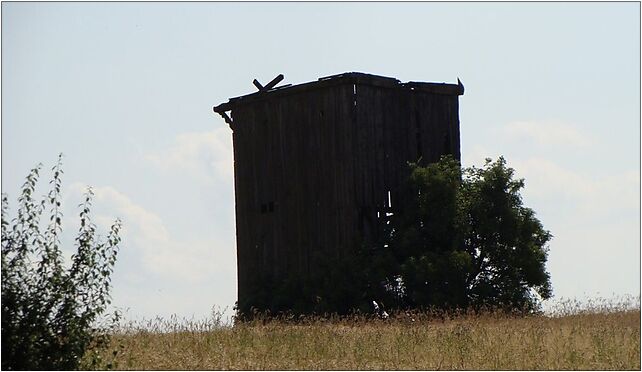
[91,297,640,370]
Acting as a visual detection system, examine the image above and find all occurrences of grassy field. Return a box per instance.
[96,302,640,370]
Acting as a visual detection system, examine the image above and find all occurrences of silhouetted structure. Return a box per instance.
[214,72,464,312]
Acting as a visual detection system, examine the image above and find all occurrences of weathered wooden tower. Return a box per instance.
[214,72,464,311]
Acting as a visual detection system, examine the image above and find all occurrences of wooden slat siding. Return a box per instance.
[423,93,433,162]
[386,89,397,214]
[375,86,386,226]
[334,85,343,259]
[350,83,360,252]
[368,85,379,242]
[293,91,308,282]
[338,83,350,256]
[387,88,402,212]
[307,88,321,278]
[289,91,301,281]
[397,90,416,216]
[338,84,353,259]
[350,84,367,236]
[353,82,363,235]
[325,85,337,260]
[451,96,462,160]
[420,92,434,163]
[294,91,307,278]
[421,92,434,164]
[316,88,327,276]
[256,101,267,280]
[309,88,322,275]
[231,109,247,304]
[423,93,435,162]
[388,88,403,214]
[362,85,382,241]
[279,92,294,281]
[259,101,270,281]
[375,86,388,240]
[369,84,380,242]
[437,94,449,158]
[253,101,262,280]
[289,90,300,277]
[400,88,414,206]
[436,95,451,159]
[350,82,362,243]
[338,83,355,257]
[233,104,259,303]
[320,85,337,268]
[330,85,339,259]
[303,90,314,279]
[268,98,281,282]
[242,104,254,287]
[275,98,284,279]
[347,83,358,255]
[278,94,290,281]
[267,98,277,282]
[360,83,374,246]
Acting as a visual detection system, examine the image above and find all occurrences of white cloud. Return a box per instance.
[503,120,594,148]
[510,157,639,216]
[59,181,238,319]
[145,128,234,184]
[64,183,236,283]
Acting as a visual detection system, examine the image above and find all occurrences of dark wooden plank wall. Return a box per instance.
[353,84,460,245]
[232,83,357,300]
[232,80,460,305]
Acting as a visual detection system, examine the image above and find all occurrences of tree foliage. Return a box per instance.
[242,156,552,316]
[382,156,552,312]
[1,155,122,370]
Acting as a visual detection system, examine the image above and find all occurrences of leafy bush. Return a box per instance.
[1,155,122,370]
[384,156,552,311]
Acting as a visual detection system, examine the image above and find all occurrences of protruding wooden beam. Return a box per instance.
[213,102,231,113]
[457,78,465,95]
[263,74,284,91]
[220,111,233,127]
[253,79,264,91]
[213,106,234,129]
[252,74,284,92]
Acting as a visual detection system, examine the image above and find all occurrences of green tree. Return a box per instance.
[459,157,552,311]
[382,156,552,312]
[237,155,551,317]
[1,155,122,370]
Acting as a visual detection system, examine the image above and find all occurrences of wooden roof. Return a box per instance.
[213,72,464,114]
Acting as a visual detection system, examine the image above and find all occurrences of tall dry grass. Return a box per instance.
[95,298,640,370]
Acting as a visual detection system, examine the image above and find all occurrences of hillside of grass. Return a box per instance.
[94,303,640,370]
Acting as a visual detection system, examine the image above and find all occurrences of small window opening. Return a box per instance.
[261,202,275,214]
[387,190,392,208]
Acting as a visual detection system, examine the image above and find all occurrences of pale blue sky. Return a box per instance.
[2,2,639,320]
